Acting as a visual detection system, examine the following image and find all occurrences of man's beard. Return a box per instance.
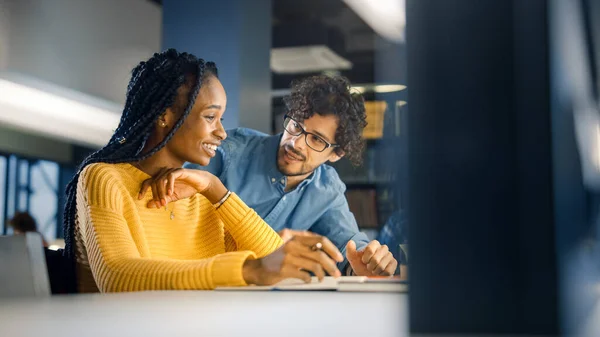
[276,144,315,177]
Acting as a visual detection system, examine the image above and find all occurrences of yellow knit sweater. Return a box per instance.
[74,163,283,292]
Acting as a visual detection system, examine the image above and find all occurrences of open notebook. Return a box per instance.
[216,276,408,292]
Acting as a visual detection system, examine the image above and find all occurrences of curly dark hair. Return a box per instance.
[282,75,367,166]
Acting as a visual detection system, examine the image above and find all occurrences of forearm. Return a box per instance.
[88,251,255,292]
[201,174,229,204]
[83,203,256,291]
[215,193,284,258]
[198,174,283,258]
[310,196,369,271]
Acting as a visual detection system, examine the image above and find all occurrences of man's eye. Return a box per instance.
[205,116,215,122]
[311,135,325,144]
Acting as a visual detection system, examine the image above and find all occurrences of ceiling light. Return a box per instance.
[352,86,366,94]
[271,45,353,74]
[374,84,407,93]
[352,83,407,94]
[272,84,406,98]
[343,0,406,43]
[0,73,121,147]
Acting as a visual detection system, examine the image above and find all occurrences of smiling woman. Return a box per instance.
[62,49,345,293]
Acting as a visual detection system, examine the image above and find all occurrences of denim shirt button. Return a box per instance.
[271,177,276,183]
[282,196,287,201]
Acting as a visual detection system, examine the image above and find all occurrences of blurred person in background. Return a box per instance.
[8,212,78,293]
[187,75,399,277]
[8,211,48,247]
[377,210,408,280]
[62,49,344,293]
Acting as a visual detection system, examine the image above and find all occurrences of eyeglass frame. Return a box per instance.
[283,115,340,152]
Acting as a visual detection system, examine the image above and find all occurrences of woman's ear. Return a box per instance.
[159,108,178,127]
[152,109,176,142]
[158,116,168,128]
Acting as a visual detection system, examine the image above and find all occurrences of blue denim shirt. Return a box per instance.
[377,210,408,265]
[185,128,369,271]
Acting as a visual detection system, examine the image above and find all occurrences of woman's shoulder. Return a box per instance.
[79,162,140,192]
[78,163,137,208]
[81,162,124,182]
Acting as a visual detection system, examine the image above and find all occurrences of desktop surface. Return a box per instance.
[0,290,406,337]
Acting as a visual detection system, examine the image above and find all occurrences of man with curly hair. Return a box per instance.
[186,75,398,276]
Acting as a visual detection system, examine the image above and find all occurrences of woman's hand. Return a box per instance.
[139,168,226,208]
[242,233,344,285]
[277,228,313,242]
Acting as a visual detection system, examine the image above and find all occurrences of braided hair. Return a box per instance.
[62,49,218,257]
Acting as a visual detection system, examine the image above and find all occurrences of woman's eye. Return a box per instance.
[204,116,215,122]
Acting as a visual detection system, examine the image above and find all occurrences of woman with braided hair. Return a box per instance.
[65,49,344,292]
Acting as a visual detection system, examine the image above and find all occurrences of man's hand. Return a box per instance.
[346,240,398,276]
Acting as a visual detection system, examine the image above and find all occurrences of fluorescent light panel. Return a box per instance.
[343,0,406,43]
[271,45,353,74]
[353,84,407,94]
[0,75,120,147]
[272,84,406,98]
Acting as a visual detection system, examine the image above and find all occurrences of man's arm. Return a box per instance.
[311,192,400,276]
[309,193,370,273]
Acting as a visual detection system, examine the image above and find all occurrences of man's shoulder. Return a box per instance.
[222,127,279,157]
[314,164,346,193]
[225,127,269,143]
[220,128,270,152]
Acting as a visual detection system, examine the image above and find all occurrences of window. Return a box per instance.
[1,153,70,244]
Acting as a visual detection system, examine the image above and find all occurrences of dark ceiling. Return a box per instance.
[147,0,377,89]
[271,0,377,89]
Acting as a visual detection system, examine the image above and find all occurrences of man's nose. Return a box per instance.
[290,133,306,150]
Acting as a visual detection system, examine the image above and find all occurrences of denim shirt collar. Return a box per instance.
[264,133,317,191]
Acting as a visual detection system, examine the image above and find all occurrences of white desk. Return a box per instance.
[0,291,407,337]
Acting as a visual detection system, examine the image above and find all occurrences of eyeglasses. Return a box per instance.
[283,115,340,152]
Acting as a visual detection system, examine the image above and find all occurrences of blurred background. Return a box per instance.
[3,0,600,336]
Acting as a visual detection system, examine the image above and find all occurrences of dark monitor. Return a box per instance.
[407,0,558,334]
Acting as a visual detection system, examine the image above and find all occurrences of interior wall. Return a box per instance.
[0,125,72,164]
[1,0,161,105]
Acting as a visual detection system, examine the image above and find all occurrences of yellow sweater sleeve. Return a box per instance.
[216,193,284,258]
[77,164,263,292]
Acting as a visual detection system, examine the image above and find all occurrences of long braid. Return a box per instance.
[62,49,218,258]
